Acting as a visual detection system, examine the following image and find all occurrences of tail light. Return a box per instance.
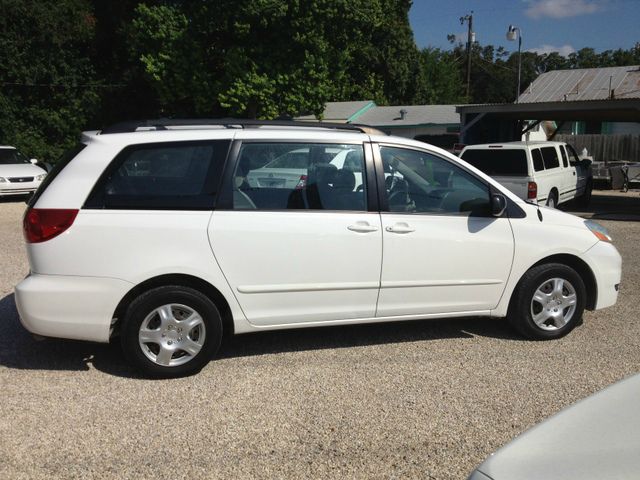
[295,174,308,190]
[23,208,78,243]
[527,181,538,200]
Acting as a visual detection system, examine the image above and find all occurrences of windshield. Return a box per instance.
[0,148,30,165]
[461,149,528,176]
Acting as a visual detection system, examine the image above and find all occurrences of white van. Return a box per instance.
[15,121,620,377]
[460,141,593,208]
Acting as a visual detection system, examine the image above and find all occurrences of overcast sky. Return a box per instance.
[409,0,640,56]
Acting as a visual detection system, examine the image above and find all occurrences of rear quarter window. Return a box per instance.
[532,148,545,172]
[28,143,87,207]
[84,140,230,210]
[460,148,528,176]
[541,146,560,169]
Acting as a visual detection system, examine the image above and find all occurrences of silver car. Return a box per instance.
[468,373,640,480]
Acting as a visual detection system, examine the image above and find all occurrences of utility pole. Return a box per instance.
[460,11,474,99]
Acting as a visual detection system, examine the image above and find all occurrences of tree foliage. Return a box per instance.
[0,0,99,161]
[0,1,638,161]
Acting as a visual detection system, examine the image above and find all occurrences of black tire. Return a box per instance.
[577,180,593,207]
[546,190,558,208]
[121,285,222,378]
[508,263,586,340]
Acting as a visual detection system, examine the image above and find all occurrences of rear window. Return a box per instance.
[28,143,87,207]
[460,149,528,176]
[84,140,230,210]
[541,147,560,169]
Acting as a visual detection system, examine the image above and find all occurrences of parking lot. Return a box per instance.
[1,193,639,480]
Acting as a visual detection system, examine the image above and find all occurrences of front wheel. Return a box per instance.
[508,263,586,340]
[121,285,222,378]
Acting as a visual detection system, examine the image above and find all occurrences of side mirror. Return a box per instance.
[491,193,507,217]
[30,158,38,165]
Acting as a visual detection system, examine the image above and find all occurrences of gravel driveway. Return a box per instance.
[1,194,639,479]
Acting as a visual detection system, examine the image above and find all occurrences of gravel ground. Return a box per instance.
[1,193,639,480]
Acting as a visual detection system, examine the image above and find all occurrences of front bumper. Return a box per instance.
[0,180,41,196]
[15,274,133,343]
[582,240,622,310]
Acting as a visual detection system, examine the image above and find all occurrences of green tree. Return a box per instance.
[414,48,465,104]
[0,0,99,161]
[127,0,423,118]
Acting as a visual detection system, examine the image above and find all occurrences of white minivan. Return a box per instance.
[15,120,621,377]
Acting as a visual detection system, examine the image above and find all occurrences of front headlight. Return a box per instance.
[585,219,612,243]
[35,174,46,181]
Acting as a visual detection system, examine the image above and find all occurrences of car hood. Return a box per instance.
[0,163,46,177]
[518,200,588,230]
[474,373,640,480]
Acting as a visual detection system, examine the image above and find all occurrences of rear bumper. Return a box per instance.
[583,241,622,310]
[15,274,133,343]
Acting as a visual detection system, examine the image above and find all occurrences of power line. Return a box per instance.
[1,82,127,88]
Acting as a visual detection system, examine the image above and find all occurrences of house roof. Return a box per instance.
[457,99,640,122]
[518,65,640,103]
[356,105,461,127]
[296,100,376,122]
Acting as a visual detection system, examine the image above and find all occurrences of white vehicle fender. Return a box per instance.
[492,217,598,317]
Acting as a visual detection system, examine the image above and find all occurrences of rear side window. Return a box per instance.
[532,149,545,172]
[28,143,87,207]
[541,147,560,169]
[230,143,367,211]
[559,145,569,167]
[85,140,229,210]
[460,149,528,176]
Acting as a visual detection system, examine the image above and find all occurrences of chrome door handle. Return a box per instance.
[385,223,415,234]
[347,222,378,233]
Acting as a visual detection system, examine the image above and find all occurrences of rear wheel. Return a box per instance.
[508,263,586,340]
[121,285,222,378]
[546,190,558,208]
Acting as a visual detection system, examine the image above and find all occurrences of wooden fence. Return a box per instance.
[555,134,640,164]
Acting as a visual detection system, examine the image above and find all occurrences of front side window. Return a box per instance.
[559,145,569,167]
[85,140,229,209]
[541,146,560,169]
[566,144,580,164]
[233,143,366,211]
[380,146,490,215]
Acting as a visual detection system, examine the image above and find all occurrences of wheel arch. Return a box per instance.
[110,274,234,339]
[512,254,598,311]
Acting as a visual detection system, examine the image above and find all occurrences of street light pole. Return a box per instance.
[461,12,474,99]
[507,25,522,103]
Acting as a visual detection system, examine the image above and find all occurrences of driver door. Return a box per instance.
[374,144,515,317]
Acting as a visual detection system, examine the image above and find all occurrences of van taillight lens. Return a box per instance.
[527,182,538,199]
[23,208,78,243]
